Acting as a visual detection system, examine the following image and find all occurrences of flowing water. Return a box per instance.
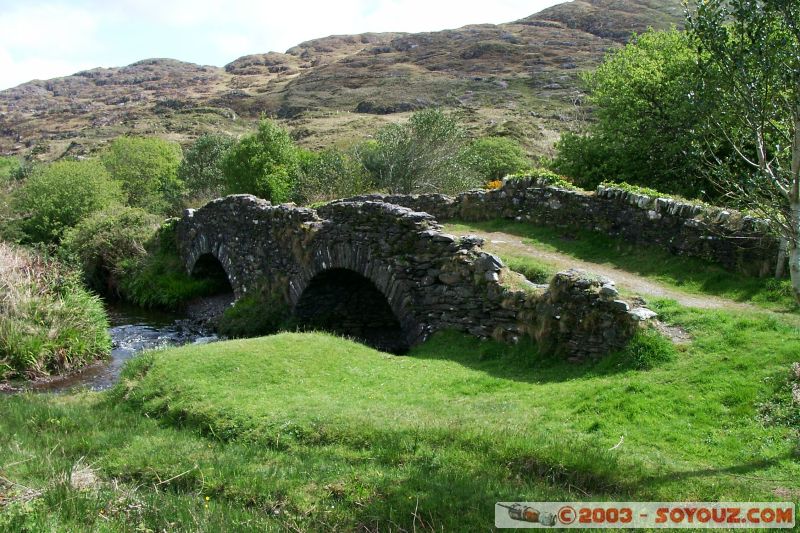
[32,301,218,393]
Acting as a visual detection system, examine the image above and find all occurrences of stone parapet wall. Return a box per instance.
[341,179,780,277]
[177,194,653,359]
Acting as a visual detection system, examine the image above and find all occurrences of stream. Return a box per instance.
[32,301,219,393]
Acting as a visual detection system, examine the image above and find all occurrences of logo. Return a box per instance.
[497,504,556,527]
[495,502,795,529]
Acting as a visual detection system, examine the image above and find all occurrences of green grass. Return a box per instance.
[599,180,706,205]
[0,244,110,380]
[116,222,228,310]
[504,255,557,284]
[62,210,225,311]
[447,219,798,312]
[118,250,225,310]
[1,301,798,530]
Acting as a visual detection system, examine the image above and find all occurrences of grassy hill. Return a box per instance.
[1,307,798,530]
[0,0,683,162]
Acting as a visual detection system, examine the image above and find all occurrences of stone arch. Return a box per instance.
[184,233,239,296]
[289,244,427,352]
[190,253,234,294]
[293,268,409,353]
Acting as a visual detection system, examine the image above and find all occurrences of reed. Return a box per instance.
[0,243,111,380]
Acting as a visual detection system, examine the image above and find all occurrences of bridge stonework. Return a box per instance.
[343,178,780,277]
[177,194,654,359]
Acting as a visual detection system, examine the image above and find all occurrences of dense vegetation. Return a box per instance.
[0,243,110,380]
[0,156,22,242]
[2,110,532,244]
[63,212,224,310]
[177,133,235,203]
[211,109,530,203]
[102,137,183,215]
[553,2,800,301]
[13,160,123,243]
[553,29,716,197]
[0,110,536,377]
[359,109,482,194]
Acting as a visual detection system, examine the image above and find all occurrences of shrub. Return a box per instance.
[360,109,480,194]
[463,136,531,182]
[0,157,24,242]
[216,292,291,338]
[0,243,111,379]
[0,156,20,182]
[552,132,617,190]
[221,120,300,202]
[117,221,228,309]
[13,160,124,243]
[508,168,580,190]
[178,133,235,202]
[102,136,184,214]
[64,212,223,309]
[62,207,161,292]
[296,148,372,204]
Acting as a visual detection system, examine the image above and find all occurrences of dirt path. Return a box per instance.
[449,227,763,313]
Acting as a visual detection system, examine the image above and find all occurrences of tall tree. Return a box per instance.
[687,0,800,301]
[553,29,715,197]
[102,137,183,215]
[178,134,235,201]
[221,120,299,203]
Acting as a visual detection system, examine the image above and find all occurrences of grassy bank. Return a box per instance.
[64,211,228,311]
[1,300,798,530]
[446,219,798,312]
[0,244,110,381]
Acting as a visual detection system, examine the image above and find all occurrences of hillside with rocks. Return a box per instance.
[0,0,683,161]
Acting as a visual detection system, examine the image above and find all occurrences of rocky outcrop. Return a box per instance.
[176,194,651,359]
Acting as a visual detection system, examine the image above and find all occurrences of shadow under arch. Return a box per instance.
[292,267,418,354]
[189,252,235,296]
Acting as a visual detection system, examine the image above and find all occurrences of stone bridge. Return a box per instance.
[177,194,654,358]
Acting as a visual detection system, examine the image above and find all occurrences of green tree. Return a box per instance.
[178,134,235,201]
[687,0,800,301]
[361,109,480,194]
[296,148,372,204]
[102,136,183,214]
[463,136,531,182]
[553,29,714,196]
[13,160,123,243]
[221,120,299,203]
